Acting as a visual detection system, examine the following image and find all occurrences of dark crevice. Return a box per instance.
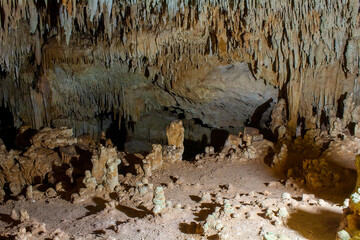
[0,106,17,150]
[246,98,275,141]
[106,117,128,151]
[337,93,347,119]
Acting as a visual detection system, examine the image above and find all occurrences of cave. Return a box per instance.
[1,1,360,239]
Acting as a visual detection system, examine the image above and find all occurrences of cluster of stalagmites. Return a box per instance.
[193,126,274,168]
[0,120,185,204]
[3,100,360,238]
[143,120,184,177]
[178,183,336,240]
[0,97,355,202]
[0,127,78,201]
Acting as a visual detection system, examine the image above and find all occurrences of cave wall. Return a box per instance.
[1,0,360,136]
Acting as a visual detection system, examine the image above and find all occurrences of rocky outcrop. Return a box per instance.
[301,158,340,189]
[0,127,81,198]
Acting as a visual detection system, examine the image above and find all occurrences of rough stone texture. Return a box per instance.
[0,127,89,199]
[301,158,340,189]
[166,120,184,149]
[83,170,97,191]
[104,156,121,192]
[30,127,77,149]
[162,145,183,164]
[91,145,121,191]
[9,0,357,137]
[163,120,185,162]
[152,186,166,214]
[272,144,288,175]
[270,99,287,136]
[142,144,163,177]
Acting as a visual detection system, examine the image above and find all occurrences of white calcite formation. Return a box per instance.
[152,186,166,214]
[202,199,234,237]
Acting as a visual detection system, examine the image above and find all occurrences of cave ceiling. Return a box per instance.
[0,0,360,135]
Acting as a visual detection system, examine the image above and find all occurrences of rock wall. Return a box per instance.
[0,0,359,134]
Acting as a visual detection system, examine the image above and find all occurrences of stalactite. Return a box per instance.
[0,0,359,133]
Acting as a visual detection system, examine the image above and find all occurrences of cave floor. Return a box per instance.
[0,149,353,240]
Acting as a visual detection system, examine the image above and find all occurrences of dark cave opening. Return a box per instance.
[337,93,347,119]
[0,106,17,150]
[104,117,128,151]
[182,128,229,161]
[246,98,275,141]
[100,109,231,160]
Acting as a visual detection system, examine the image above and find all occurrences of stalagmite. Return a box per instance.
[142,144,162,177]
[91,145,120,190]
[104,156,121,191]
[272,144,288,175]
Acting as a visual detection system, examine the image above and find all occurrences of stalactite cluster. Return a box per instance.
[0,0,359,133]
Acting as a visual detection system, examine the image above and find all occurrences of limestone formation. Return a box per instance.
[1,1,360,237]
[162,145,183,164]
[202,206,223,235]
[270,99,287,137]
[201,198,235,237]
[272,144,288,175]
[83,170,97,191]
[302,158,340,189]
[161,120,185,163]
[338,156,360,239]
[142,144,163,177]
[166,120,184,149]
[91,145,121,191]
[152,186,166,214]
[30,127,77,149]
[2,0,360,139]
[133,178,153,202]
[26,186,33,199]
[200,192,212,203]
[104,156,121,192]
[342,93,355,128]
[205,146,215,155]
[0,127,80,199]
[10,209,19,221]
[19,209,30,223]
[222,134,243,153]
